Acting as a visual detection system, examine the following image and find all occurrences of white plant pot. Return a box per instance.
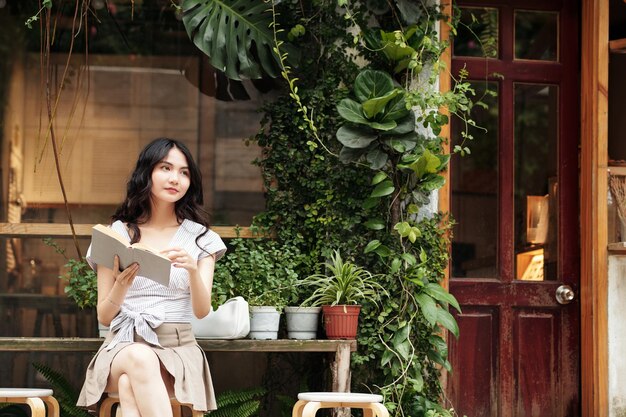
[284,306,321,339]
[98,323,109,338]
[248,306,281,340]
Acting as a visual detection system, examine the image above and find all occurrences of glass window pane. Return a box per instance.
[451,82,499,278]
[453,7,499,58]
[514,84,558,281]
[514,11,558,61]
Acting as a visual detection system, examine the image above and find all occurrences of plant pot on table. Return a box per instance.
[284,306,321,339]
[248,306,281,340]
[322,305,361,339]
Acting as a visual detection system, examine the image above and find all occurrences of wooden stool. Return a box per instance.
[293,392,389,417]
[0,388,60,417]
[99,393,204,417]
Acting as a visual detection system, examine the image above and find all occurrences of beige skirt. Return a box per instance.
[77,323,216,412]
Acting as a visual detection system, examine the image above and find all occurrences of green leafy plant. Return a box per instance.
[32,362,92,417]
[336,69,418,170]
[208,387,267,417]
[181,0,297,80]
[213,239,303,309]
[301,250,386,307]
[44,238,97,309]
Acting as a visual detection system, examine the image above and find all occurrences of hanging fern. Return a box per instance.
[208,387,267,417]
[31,362,92,417]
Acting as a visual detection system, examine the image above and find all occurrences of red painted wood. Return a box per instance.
[448,1,580,416]
[514,311,558,416]
[449,308,499,417]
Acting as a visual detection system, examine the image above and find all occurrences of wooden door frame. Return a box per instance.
[439,0,610,415]
[580,0,609,416]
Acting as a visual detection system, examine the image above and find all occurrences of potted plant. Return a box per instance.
[284,305,321,340]
[43,238,104,336]
[213,239,302,339]
[301,250,386,339]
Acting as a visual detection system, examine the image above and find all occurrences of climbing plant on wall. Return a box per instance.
[179,0,483,416]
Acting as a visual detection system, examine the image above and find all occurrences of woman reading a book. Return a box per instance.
[77,138,226,417]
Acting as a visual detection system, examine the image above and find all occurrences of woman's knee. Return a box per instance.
[116,344,161,376]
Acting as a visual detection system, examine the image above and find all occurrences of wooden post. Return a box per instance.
[580,0,609,415]
[331,342,352,417]
[331,342,351,392]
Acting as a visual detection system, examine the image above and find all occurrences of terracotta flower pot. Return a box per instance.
[322,305,361,339]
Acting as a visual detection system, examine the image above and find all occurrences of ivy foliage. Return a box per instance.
[212,238,304,309]
[246,0,481,416]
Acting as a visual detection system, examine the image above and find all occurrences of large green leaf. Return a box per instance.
[367,148,388,169]
[337,99,369,124]
[381,94,410,122]
[437,308,460,338]
[380,30,415,61]
[336,125,377,149]
[371,180,395,197]
[383,132,418,153]
[383,112,416,135]
[354,70,395,102]
[182,0,287,80]
[362,89,401,119]
[424,283,461,312]
[404,149,441,179]
[339,146,366,163]
[416,293,437,326]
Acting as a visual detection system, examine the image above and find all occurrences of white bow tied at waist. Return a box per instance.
[106,306,166,351]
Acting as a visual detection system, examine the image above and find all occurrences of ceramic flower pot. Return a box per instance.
[322,305,361,339]
[284,306,321,339]
[248,306,281,340]
[98,322,109,338]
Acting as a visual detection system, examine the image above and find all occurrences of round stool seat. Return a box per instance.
[297,392,383,403]
[0,388,53,398]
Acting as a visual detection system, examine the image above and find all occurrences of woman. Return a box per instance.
[77,138,226,417]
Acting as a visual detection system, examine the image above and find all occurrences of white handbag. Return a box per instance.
[191,296,250,339]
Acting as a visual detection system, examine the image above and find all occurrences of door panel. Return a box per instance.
[448,1,580,416]
[448,308,499,417]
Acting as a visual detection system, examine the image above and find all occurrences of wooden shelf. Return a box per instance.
[610,38,626,53]
[0,337,356,352]
[0,223,261,239]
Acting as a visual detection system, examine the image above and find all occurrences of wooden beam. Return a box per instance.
[0,337,356,352]
[0,223,260,239]
[580,0,609,416]
[438,0,453,397]
[609,38,626,53]
[438,0,452,293]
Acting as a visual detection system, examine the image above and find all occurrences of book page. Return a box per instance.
[90,225,134,270]
[90,225,172,286]
[132,249,172,287]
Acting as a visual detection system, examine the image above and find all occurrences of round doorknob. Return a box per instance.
[556,285,575,305]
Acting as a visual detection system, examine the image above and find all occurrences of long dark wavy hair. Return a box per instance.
[112,138,211,247]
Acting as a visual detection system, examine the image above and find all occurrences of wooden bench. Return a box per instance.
[0,338,356,392]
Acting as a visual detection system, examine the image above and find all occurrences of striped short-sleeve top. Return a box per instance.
[86,219,227,350]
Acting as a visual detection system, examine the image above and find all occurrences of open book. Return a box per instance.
[90,224,171,287]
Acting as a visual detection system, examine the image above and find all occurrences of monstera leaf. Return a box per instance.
[182,0,289,80]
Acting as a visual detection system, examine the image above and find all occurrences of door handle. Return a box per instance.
[556,285,575,305]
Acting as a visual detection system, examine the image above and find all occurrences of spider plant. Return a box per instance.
[301,250,387,307]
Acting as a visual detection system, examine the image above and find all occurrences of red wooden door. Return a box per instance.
[447,1,580,416]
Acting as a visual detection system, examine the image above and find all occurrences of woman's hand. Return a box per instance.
[113,255,140,287]
[161,247,197,273]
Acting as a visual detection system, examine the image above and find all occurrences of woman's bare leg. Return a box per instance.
[107,344,173,417]
[117,373,140,417]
